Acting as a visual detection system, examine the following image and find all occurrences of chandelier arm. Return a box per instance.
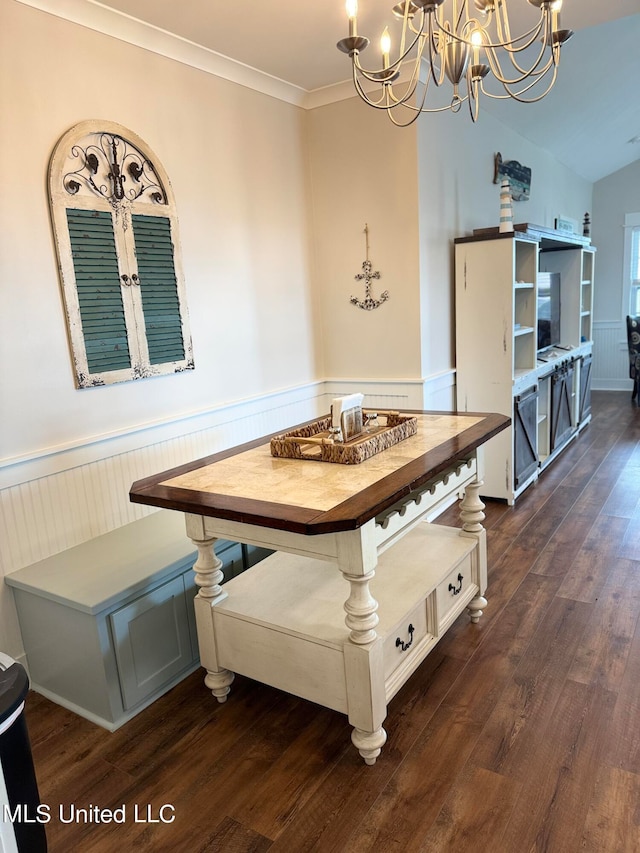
[382,80,420,109]
[497,21,548,55]
[386,106,423,127]
[428,16,447,88]
[399,1,425,57]
[485,56,554,89]
[398,55,428,104]
[351,25,425,81]
[352,68,394,108]
[494,0,545,49]
[356,88,455,113]
[494,0,512,46]
[377,59,427,110]
[352,62,422,111]
[434,16,546,52]
[484,41,554,86]
[481,63,559,102]
[406,10,426,39]
[467,72,480,123]
[387,68,464,115]
[364,47,427,111]
[399,2,409,56]
[454,1,465,35]
[497,49,553,82]
[352,61,390,107]
[458,15,544,68]
[398,87,468,114]
[494,17,550,72]
[402,67,436,112]
[504,66,559,102]
[387,94,461,125]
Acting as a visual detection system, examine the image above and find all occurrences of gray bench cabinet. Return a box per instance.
[5,512,244,730]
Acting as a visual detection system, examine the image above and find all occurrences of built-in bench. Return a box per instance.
[5,511,266,730]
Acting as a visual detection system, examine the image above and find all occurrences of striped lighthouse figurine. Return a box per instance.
[499,178,514,233]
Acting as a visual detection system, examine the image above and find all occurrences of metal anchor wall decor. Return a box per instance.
[350,224,389,311]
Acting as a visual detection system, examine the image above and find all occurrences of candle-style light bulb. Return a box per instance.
[470,29,483,65]
[381,27,391,69]
[346,0,358,37]
[550,0,562,30]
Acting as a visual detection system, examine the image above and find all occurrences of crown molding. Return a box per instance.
[304,80,360,110]
[14,0,311,108]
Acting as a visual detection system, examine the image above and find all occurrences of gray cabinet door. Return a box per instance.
[550,362,576,451]
[514,385,538,488]
[579,353,593,423]
[110,575,193,710]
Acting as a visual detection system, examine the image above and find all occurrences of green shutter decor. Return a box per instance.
[132,214,185,365]
[51,122,194,387]
[66,208,131,374]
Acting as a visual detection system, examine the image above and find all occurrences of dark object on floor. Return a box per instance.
[626,315,640,402]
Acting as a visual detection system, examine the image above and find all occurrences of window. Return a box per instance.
[624,213,640,318]
[49,121,194,388]
[629,227,640,316]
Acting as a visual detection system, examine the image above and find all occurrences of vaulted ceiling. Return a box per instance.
[45,0,640,182]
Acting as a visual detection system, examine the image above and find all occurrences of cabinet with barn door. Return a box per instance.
[549,359,576,453]
[513,384,539,489]
[455,223,595,503]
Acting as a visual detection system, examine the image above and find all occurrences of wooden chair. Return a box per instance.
[627,315,640,402]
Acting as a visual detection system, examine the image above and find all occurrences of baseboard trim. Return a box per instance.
[591,379,634,391]
[29,663,200,731]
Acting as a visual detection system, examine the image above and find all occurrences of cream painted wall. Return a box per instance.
[306,97,422,382]
[0,1,317,463]
[305,92,593,391]
[416,108,594,378]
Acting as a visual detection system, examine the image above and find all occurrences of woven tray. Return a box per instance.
[270,411,417,465]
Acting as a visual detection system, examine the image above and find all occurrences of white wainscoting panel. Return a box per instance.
[592,322,632,391]
[0,384,325,574]
[0,374,455,657]
[322,372,456,413]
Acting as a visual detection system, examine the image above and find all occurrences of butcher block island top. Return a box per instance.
[129,411,509,535]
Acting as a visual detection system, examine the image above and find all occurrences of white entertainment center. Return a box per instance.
[455,224,595,504]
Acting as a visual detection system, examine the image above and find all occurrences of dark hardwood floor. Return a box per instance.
[24,391,640,852]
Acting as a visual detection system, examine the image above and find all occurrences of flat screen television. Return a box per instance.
[537,272,561,352]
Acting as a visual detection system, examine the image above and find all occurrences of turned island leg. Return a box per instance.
[351,726,388,766]
[342,569,379,645]
[460,479,488,624]
[338,524,387,765]
[190,533,235,703]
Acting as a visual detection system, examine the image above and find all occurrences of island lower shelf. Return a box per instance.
[206,521,482,713]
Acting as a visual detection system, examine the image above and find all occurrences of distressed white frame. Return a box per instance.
[49,120,194,388]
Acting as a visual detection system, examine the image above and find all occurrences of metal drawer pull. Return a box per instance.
[396,623,415,652]
[448,573,464,595]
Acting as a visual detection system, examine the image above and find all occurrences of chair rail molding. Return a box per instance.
[0,381,327,489]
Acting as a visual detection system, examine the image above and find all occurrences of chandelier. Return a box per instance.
[337,0,573,126]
